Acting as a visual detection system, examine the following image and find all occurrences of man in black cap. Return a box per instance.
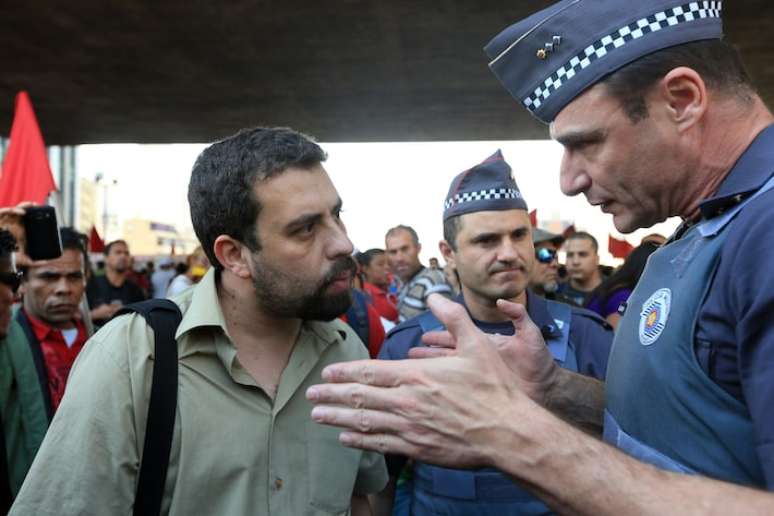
[375,150,612,516]
[309,0,774,512]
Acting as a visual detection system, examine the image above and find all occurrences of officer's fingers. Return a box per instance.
[311,406,407,435]
[420,330,456,349]
[307,382,406,412]
[408,346,456,359]
[496,299,544,340]
[320,359,404,386]
[495,299,530,326]
[339,431,417,457]
[427,295,486,353]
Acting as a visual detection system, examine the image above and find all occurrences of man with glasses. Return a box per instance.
[529,227,580,306]
[374,151,613,516]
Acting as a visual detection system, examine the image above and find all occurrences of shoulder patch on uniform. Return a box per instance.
[639,288,671,346]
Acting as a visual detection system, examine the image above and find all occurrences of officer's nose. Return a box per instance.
[559,151,592,197]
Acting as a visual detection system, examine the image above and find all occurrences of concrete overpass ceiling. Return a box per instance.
[1,1,772,144]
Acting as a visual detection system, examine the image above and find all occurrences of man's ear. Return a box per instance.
[213,235,252,279]
[658,66,708,132]
[439,240,456,268]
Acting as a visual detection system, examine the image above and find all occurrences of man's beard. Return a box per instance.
[251,255,355,321]
[542,279,559,293]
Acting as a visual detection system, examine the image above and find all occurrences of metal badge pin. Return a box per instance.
[537,35,562,59]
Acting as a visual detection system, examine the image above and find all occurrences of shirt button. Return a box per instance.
[274,478,283,490]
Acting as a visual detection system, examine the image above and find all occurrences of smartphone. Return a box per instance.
[23,206,62,261]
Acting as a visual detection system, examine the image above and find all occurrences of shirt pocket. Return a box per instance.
[306,421,359,514]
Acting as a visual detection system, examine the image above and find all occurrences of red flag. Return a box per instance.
[562,224,576,239]
[0,92,57,206]
[529,209,537,227]
[89,226,105,253]
[608,235,634,259]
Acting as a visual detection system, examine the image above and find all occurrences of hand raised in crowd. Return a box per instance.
[307,294,552,469]
[0,202,35,267]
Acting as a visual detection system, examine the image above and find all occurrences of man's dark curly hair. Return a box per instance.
[188,127,327,270]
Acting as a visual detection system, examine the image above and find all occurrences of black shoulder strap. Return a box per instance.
[14,310,54,420]
[115,299,182,516]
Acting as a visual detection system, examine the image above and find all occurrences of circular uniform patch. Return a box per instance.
[639,288,671,346]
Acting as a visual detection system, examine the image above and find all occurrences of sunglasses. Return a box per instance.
[0,271,22,293]
[535,248,558,264]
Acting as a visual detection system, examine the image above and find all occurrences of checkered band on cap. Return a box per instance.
[444,187,523,210]
[522,1,722,112]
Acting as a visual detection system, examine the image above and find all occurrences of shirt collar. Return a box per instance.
[21,307,86,343]
[700,123,774,218]
[175,268,229,339]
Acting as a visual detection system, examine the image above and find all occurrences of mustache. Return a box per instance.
[489,261,526,274]
[321,256,357,286]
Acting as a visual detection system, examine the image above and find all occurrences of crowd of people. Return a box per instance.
[0,0,773,514]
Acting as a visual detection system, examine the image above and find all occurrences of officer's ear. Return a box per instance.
[439,240,456,268]
[213,235,252,279]
[658,66,708,132]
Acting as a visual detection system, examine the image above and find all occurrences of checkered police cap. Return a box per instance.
[485,0,723,124]
[443,150,528,221]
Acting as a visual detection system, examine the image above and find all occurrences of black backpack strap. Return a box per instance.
[115,299,182,516]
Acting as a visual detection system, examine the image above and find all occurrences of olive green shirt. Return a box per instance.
[10,269,387,515]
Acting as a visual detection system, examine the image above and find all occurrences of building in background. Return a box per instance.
[123,218,199,257]
[76,177,98,235]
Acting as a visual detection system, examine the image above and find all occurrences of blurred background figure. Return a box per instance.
[340,253,386,358]
[641,233,667,246]
[86,240,146,327]
[559,232,604,306]
[151,257,176,299]
[357,248,399,325]
[385,224,451,321]
[529,227,578,306]
[428,257,441,270]
[166,246,210,297]
[585,242,661,329]
[443,260,460,296]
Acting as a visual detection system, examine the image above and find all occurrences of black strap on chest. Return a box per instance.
[114,299,182,516]
[14,310,54,421]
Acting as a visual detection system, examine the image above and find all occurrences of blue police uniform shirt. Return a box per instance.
[688,124,774,486]
[379,291,612,515]
[379,290,612,380]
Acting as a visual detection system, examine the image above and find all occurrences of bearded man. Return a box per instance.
[11,127,387,516]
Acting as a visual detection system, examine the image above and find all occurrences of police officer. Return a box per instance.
[377,150,612,515]
[309,0,774,513]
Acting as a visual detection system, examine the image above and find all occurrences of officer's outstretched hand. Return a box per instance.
[306,295,551,469]
[412,298,559,406]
